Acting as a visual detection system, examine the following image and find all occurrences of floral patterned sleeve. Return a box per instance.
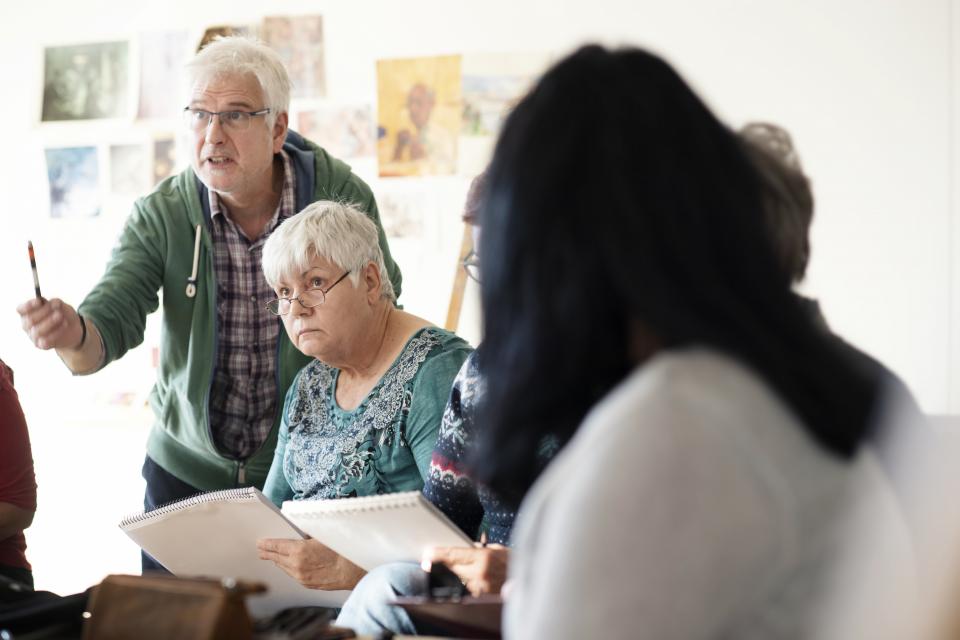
[422,353,486,540]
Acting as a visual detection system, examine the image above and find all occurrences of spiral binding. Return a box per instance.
[283,490,449,523]
[120,486,259,528]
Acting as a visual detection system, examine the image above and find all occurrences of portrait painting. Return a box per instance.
[42,41,130,121]
[377,55,461,177]
[45,147,100,219]
[262,15,326,98]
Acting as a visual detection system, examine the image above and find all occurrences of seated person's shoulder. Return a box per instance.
[403,329,473,406]
[421,329,473,372]
[0,360,12,392]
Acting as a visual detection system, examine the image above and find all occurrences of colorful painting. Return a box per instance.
[138,31,189,119]
[377,55,461,177]
[461,53,550,137]
[262,15,326,98]
[298,105,375,159]
[45,147,100,218]
[42,42,130,121]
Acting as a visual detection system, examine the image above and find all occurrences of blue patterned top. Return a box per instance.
[263,327,472,505]
[423,352,558,544]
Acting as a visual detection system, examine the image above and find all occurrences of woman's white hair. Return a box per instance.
[187,36,291,127]
[262,201,396,303]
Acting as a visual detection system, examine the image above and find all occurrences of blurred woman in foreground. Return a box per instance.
[471,45,910,639]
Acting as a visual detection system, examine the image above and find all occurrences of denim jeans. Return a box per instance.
[335,562,433,635]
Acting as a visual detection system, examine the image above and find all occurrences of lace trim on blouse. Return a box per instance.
[284,329,442,500]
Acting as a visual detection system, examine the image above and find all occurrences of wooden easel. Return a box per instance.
[444,223,474,331]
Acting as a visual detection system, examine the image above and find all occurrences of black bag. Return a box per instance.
[254,607,355,640]
[0,580,88,640]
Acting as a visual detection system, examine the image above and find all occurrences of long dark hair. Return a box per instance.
[470,45,879,507]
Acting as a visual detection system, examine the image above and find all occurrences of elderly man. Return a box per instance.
[17,37,402,571]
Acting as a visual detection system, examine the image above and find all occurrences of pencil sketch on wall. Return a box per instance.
[297,105,375,160]
[42,42,130,121]
[110,144,151,196]
[138,31,189,119]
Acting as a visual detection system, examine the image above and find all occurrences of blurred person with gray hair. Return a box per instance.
[741,122,933,638]
[739,121,921,410]
[255,200,471,592]
[739,122,813,285]
[16,36,402,572]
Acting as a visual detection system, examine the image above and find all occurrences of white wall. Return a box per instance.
[0,0,955,594]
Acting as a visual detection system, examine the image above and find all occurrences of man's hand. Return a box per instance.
[16,298,83,351]
[257,537,366,591]
[423,544,510,596]
[16,298,103,374]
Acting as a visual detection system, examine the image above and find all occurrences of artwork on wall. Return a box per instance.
[110,144,151,196]
[152,137,177,186]
[196,25,251,53]
[138,31,189,119]
[377,188,428,240]
[297,105,375,160]
[461,53,549,137]
[456,53,551,176]
[377,55,461,177]
[42,42,130,122]
[262,15,326,98]
[45,146,100,218]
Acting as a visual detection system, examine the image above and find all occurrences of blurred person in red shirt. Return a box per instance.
[0,358,37,594]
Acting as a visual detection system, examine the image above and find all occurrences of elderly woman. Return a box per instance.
[334,172,563,635]
[256,200,472,591]
[333,173,512,633]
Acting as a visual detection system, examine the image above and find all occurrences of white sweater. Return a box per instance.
[504,348,911,640]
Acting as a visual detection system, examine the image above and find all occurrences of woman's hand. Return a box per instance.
[423,544,510,596]
[257,538,366,591]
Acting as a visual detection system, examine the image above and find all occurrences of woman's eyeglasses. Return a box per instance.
[462,249,480,284]
[265,271,351,315]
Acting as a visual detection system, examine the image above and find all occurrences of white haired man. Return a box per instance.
[17,37,402,572]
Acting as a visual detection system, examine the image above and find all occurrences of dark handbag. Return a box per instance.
[81,574,265,640]
[0,586,88,639]
[253,607,356,640]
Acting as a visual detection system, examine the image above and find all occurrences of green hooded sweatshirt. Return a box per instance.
[78,131,402,491]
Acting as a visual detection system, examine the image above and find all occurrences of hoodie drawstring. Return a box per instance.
[186,224,201,298]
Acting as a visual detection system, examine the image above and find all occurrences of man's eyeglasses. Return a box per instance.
[462,249,480,284]
[183,107,271,133]
[265,271,351,316]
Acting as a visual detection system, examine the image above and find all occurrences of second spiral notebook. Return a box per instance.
[120,488,472,614]
[281,491,473,571]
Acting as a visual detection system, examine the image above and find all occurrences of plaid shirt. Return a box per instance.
[208,151,296,460]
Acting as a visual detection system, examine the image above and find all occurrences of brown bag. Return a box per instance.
[81,574,265,640]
